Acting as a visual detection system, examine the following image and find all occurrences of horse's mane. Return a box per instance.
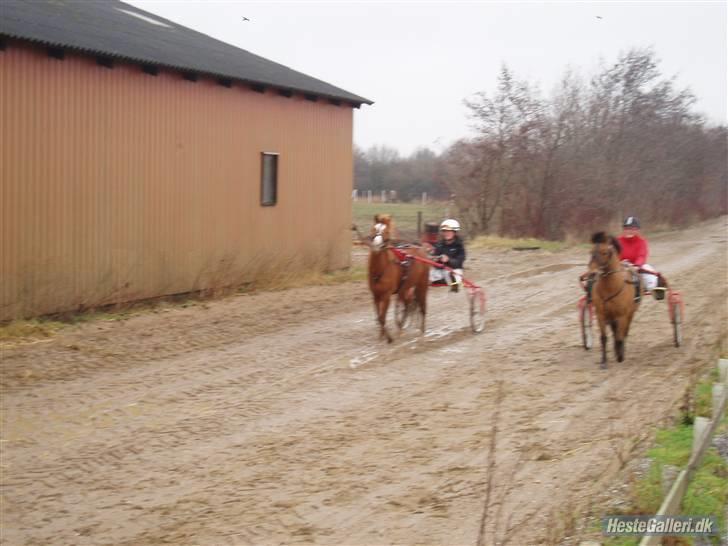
[611,236,622,254]
[591,231,621,253]
[374,214,396,233]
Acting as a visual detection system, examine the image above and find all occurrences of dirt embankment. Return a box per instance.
[1,218,726,545]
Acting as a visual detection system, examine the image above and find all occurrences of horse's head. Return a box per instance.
[590,232,622,272]
[369,214,395,251]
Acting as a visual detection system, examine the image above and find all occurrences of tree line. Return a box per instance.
[354,145,447,202]
[355,48,727,239]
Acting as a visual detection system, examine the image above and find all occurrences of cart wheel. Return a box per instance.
[580,301,593,350]
[469,288,486,333]
[395,298,411,330]
[671,302,682,347]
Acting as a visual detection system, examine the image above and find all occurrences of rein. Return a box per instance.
[596,265,629,303]
[370,244,410,285]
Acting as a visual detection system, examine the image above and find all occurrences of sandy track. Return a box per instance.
[1,218,726,546]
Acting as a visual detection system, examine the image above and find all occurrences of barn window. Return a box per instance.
[261,153,278,206]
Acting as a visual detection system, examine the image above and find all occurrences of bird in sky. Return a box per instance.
[596,15,603,20]
[242,16,250,21]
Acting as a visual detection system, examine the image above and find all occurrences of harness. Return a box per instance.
[591,245,641,304]
[390,246,413,294]
[596,267,640,304]
[371,246,413,293]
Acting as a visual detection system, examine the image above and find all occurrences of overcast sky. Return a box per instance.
[127,0,727,156]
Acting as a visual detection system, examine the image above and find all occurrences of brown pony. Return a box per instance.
[367,214,430,342]
[589,232,641,368]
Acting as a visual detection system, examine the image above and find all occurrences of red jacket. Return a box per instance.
[617,234,648,266]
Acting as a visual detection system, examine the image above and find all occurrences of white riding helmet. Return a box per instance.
[440,218,461,232]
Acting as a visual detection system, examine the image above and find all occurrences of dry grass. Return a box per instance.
[0,260,367,343]
[468,234,573,252]
[0,319,65,345]
[250,264,367,292]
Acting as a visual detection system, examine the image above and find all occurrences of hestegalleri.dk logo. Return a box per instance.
[602,515,718,536]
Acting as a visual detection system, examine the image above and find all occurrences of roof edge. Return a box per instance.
[0,32,374,107]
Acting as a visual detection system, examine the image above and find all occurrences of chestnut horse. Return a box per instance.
[367,215,430,342]
[589,232,641,368]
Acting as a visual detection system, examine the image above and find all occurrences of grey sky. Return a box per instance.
[127,1,727,156]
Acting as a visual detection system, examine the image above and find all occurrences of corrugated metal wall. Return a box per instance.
[1,42,354,320]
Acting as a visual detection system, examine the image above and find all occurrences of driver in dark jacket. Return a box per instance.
[429,219,466,292]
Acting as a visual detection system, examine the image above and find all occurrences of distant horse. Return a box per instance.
[367,215,430,342]
[589,232,641,368]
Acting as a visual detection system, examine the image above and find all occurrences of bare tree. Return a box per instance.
[442,49,725,239]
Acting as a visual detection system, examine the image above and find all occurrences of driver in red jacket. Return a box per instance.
[617,216,648,266]
[617,216,664,297]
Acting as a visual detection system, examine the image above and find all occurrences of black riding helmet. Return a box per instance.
[623,216,640,229]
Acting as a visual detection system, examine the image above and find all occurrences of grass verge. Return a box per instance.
[602,370,728,546]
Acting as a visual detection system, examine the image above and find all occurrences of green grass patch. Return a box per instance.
[353,201,451,237]
[352,202,579,253]
[684,449,728,531]
[694,367,725,424]
[647,425,694,467]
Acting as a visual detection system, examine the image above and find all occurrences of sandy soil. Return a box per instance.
[1,218,726,546]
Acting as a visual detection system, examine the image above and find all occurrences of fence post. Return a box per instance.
[417,211,422,239]
[422,192,427,206]
[719,358,728,383]
[381,190,386,203]
[660,464,679,495]
[692,417,710,458]
[367,190,372,203]
[713,384,725,420]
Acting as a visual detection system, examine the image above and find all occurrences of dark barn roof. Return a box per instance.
[0,0,372,106]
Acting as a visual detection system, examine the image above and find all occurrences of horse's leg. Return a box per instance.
[404,286,416,324]
[395,290,407,330]
[596,313,608,369]
[374,295,386,340]
[417,278,427,334]
[609,319,625,363]
[615,319,627,362]
[617,307,635,362]
[379,293,393,343]
[624,291,639,338]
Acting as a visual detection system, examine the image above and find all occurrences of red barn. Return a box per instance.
[0,0,371,320]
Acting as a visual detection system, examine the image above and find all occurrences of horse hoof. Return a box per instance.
[600,362,608,370]
[617,356,624,363]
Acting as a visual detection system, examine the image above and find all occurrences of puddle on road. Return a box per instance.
[347,324,474,369]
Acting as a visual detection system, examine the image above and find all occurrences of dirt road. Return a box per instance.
[2,218,726,546]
